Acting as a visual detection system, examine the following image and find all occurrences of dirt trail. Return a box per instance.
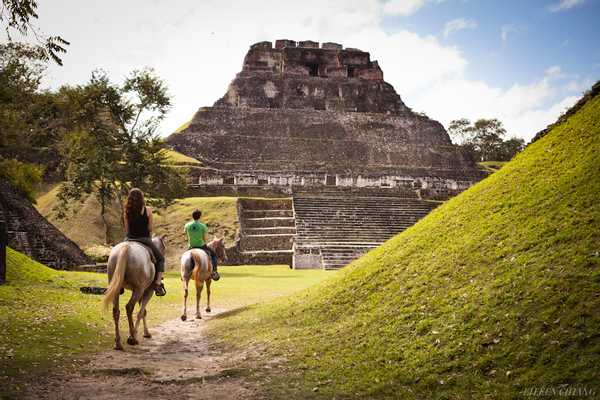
[23,308,263,400]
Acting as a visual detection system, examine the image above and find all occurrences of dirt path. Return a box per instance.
[22,308,263,400]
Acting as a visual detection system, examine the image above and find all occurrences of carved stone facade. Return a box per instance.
[167,39,488,268]
[168,39,485,200]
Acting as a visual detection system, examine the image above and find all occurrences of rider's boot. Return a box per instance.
[211,258,220,281]
[154,272,166,296]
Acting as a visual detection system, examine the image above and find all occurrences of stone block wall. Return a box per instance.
[0,178,90,269]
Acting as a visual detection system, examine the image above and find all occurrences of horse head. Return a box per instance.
[210,237,227,262]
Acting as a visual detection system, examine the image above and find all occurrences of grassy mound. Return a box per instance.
[36,189,239,267]
[478,160,507,173]
[0,247,331,396]
[153,196,239,266]
[36,185,123,248]
[209,89,600,398]
[160,148,201,166]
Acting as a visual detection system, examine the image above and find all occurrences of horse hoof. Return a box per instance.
[196,314,202,320]
[127,337,138,346]
[205,308,211,313]
[143,333,152,339]
[115,343,124,351]
[181,315,187,321]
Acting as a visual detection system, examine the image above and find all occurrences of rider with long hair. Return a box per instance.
[124,188,165,292]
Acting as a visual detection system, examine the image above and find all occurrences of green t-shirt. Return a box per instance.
[185,220,208,248]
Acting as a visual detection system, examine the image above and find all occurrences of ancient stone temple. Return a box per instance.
[0,178,91,269]
[167,39,486,269]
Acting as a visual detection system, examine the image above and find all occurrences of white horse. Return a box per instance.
[102,236,166,350]
[180,238,226,321]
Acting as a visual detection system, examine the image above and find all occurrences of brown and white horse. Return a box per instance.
[180,238,226,321]
[102,236,167,350]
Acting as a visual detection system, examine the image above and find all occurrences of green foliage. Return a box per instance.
[0,247,331,397]
[209,93,600,398]
[448,118,525,161]
[0,42,46,148]
[0,158,43,202]
[0,0,69,65]
[55,69,186,242]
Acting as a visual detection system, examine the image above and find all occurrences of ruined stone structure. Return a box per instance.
[293,190,437,269]
[0,178,91,269]
[167,39,486,268]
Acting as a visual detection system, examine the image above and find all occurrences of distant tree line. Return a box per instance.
[447,118,525,162]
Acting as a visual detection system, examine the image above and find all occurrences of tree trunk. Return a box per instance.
[0,219,7,284]
[100,198,110,245]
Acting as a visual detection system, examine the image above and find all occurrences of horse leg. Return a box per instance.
[181,278,189,321]
[205,279,212,313]
[135,288,154,339]
[126,289,143,345]
[113,296,123,351]
[196,281,203,319]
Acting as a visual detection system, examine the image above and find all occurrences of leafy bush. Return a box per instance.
[0,158,44,202]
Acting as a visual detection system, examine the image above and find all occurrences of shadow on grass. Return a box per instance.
[213,305,254,319]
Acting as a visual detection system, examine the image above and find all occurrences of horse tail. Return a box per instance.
[191,250,204,288]
[102,244,129,311]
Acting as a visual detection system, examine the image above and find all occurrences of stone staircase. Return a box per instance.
[235,198,295,265]
[293,195,438,270]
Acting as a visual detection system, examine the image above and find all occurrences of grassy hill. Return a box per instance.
[0,247,331,396]
[160,148,201,166]
[36,189,239,267]
[209,87,600,398]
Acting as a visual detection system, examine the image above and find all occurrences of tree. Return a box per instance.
[447,118,523,162]
[0,43,43,147]
[56,69,186,243]
[1,0,68,65]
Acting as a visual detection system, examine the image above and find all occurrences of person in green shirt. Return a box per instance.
[184,209,220,281]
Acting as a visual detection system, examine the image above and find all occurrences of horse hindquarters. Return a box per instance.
[103,244,129,310]
[190,251,206,319]
[103,244,129,350]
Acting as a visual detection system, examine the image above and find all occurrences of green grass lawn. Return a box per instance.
[208,87,600,398]
[0,247,332,396]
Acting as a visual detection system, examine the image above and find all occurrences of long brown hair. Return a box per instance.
[125,188,145,224]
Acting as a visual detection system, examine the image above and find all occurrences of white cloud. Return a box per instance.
[383,0,426,16]
[501,24,519,44]
[548,0,585,12]
[443,18,477,37]
[544,65,566,80]
[35,0,579,142]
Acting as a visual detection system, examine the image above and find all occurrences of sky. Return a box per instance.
[24,0,600,141]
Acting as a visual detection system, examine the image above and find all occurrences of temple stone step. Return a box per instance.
[293,195,437,269]
[242,209,294,218]
[237,197,296,260]
[243,217,296,228]
[244,227,297,235]
[239,198,293,210]
[240,234,294,251]
[238,250,293,265]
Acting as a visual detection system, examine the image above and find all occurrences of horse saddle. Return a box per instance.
[126,239,157,265]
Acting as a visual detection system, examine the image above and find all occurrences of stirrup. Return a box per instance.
[154,283,167,297]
